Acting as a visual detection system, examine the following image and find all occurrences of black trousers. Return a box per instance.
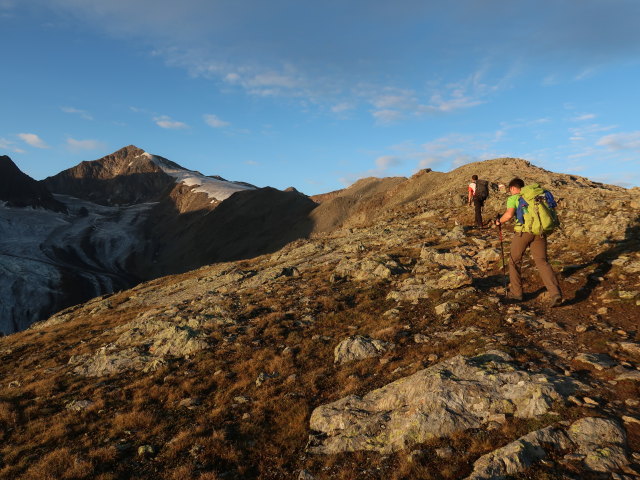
[473,198,484,226]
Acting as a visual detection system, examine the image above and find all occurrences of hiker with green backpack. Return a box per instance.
[495,177,563,307]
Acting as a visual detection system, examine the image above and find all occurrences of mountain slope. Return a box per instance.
[0,158,638,479]
[0,155,66,212]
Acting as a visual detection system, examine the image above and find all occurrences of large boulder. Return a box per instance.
[308,351,583,454]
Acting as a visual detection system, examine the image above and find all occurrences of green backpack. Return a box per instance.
[515,183,560,235]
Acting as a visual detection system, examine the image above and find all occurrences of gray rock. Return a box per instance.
[298,469,315,480]
[617,342,640,358]
[465,426,572,480]
[616,370,640,382]
[435,301,459,316]
[308,350,583,454]
[573,353,618,371]
[475,248,501,268]
[68,315,209,377]
[567,417,629,472]
[65,399,94,412]
[466,417,630,479]
[426,270,473,290]
[334,336,393,364]
[137,445,155,457]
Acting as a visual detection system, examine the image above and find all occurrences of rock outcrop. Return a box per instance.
[308,351,583,454]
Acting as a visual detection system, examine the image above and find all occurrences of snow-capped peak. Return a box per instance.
[141,152,255,202]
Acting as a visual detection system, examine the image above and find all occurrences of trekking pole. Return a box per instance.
[496,215,508,298]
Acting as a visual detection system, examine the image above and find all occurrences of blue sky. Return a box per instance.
[1,0,639,194]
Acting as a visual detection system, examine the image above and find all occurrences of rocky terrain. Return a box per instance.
[0,157,639,479]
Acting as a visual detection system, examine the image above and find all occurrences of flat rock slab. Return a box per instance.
[308,350,583,454]
[68,314,209,377]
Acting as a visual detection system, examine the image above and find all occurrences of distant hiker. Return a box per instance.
[495,178,562,306]
[468,175,489,227]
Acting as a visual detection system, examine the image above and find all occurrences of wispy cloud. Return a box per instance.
[66,137,105,152]
[153,115,189,130]
[597,131,640,151]
[372,109,405,125]
[203,114,230,128]
[569,123,617,142]
[0,137,25,153]
[18,133,49,149]
[417,134,488,169]
[61,106,93,120]
[572,113,596,121]
[331,102,355,114]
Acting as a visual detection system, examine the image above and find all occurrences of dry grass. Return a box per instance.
[0,199,638,479]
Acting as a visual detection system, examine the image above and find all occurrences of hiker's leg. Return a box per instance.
[474,198,483,226]
[530,234,562,297]
[508,233,531,297]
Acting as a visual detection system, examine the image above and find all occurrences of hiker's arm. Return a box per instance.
[467,188,472,205]
[496,207,516,225]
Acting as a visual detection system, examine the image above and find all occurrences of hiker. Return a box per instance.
[495,177,562,307]
[468,175,489,227]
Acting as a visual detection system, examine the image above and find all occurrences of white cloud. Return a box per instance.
[0,137,25,153]
[597,131,640,151]
[203,114,230,128]
[372,109,404,125]
[61,106,93,120]
[153,115,189,129]
[18,133,49,149]
[66,138,105,151]
[331,102,354,114]
[572,113,596,121]
[569,123,617,143]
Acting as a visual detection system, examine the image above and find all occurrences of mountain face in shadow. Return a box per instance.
[41,145,176,206]
[0,155,66,212]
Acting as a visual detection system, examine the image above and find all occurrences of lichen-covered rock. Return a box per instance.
[68,315,209,377]
[308,351,583,454]
[573,353,617,371]
[466,417,629,479]
[334,335,393,364]
[465,426,573,480]
[567,417,629,473]
[475,248,502,268]
[426,270,473,290]
[334,255,404,281]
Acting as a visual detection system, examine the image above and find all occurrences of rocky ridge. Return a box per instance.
[0,157,639,479]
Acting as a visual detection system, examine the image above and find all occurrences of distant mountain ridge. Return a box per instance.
[0,147,315,333]
[0,155,66,212]
[2,148,639,333]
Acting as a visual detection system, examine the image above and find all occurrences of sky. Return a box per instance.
[1,0,639,194]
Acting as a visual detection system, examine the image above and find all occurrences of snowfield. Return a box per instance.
[142,152,255,201]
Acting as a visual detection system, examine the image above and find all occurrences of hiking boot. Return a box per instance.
[500,293,523,304]
[547,294,563,308]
